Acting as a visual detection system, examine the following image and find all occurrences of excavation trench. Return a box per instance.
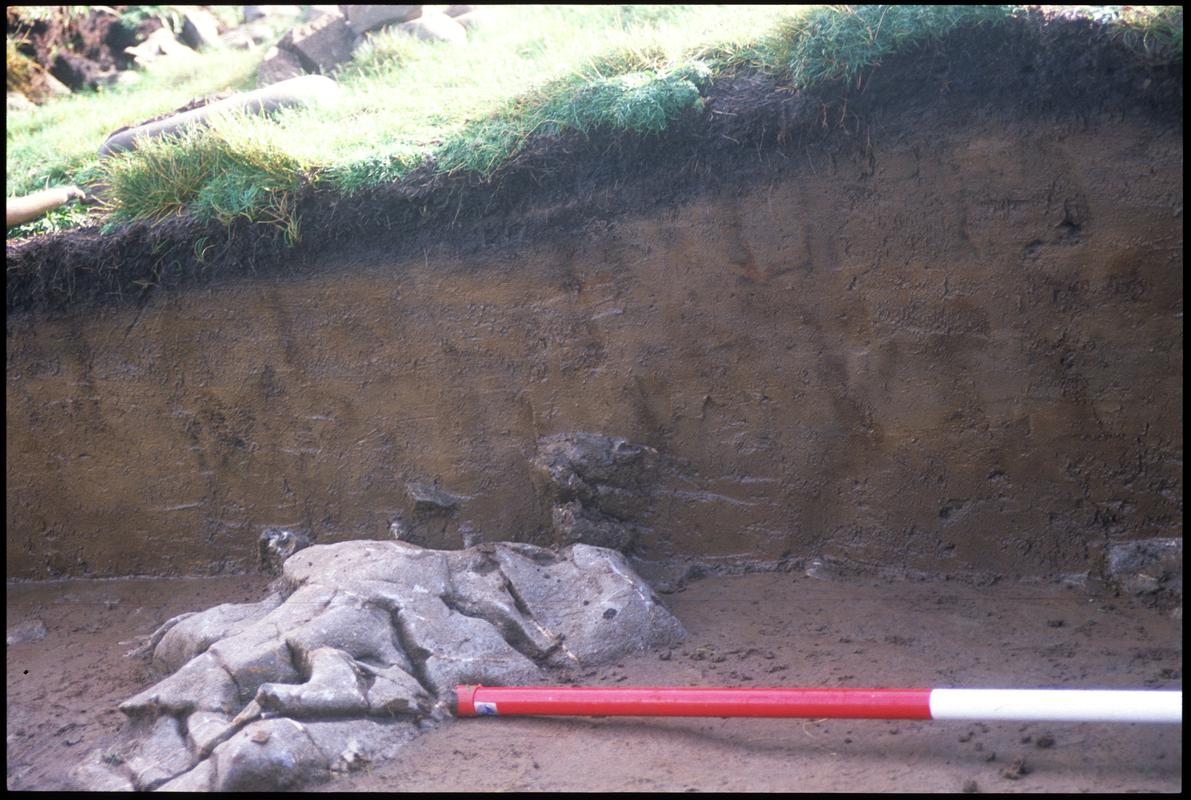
[6,108,1182,581]
[3,17,1183,791]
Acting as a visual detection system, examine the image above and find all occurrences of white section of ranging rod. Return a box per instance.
[929,689,1182,723]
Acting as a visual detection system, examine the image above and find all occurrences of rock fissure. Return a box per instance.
[382,605,438,703]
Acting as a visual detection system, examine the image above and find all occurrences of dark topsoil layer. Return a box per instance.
[5,14,1182,316]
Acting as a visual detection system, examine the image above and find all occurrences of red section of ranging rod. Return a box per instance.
[455,685,935,720]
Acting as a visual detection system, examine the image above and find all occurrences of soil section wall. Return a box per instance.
[6,117,1182,579]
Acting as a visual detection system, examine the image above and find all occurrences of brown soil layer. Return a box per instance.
[4,16,1183,582]
[6,569,1182,792]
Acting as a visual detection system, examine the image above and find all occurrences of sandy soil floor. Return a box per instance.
[7,566,1182,793]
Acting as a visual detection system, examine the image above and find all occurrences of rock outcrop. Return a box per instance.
[73,538,683,791]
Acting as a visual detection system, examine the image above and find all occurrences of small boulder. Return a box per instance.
[50,51,117,90]
[397,12,468,45]
[444,4,478,17]
[222,21,274,50]
[41,71,73,99]
[153,594,284,673]
[257,45,306,87]
[185,710,236,757]
[341,4,423,35]
[112,70,142,88]
[405,481,466,514]
[451,9,494,32]
[306,5,344,22]
[1107,538,1182,597]
[303,718,420,774]
[7,91,35,111]
[125,27,195,69]
[210,719,328,792]
[282,11,355,73]
[244,6,302,23]
[532,432,660,520]
[7,40,71,102]
[125,715,195,790]
[552,500,637,551]
[157,759,215,791]
[6,618,47,645]
[258,527,314,574]
[255,647,370,717]
[180,8,224,50]
[364,663,433,716]
[69,751,136,791]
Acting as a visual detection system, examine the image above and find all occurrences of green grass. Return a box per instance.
[97,109,311,245]
[5,5,1183,242]
[7,44,264,228]
[1107,5,1183,58]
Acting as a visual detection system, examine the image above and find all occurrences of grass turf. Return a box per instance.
[5,5,1182,242]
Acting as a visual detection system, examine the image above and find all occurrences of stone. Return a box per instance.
[256,647,370,716]
[533,432,660,519]
[364,663,433,716]
[14,55,72,102]
[451,9,494,33]
[50,51,117,89]
[493,543,685,665]
[157,758,215,791]
[185,710,237,757]
[397,12,468,45]
[341,4,423,35]
[307,5,343,21]
[406,480,467,513]
[400,594,545,696]
[124,27,195,69]
[221,21,274,50]
[113,70,142,88]
[303,718,419,773]
[533,433,661,550]
[180,9,223,50]
[282,11,355,73]
[41,71,72,98]
[282,539,450,591]
[257,45,306,87]
[258,527,313,574]
[6,618,47,645]
[120,651,242,717]
[446,548,562,659]
[285,598,414,672]
[197,589,354,702]
[400,482,473,546]
[7,91,35,112]
[125,715,195,790]
[87,539,682,791]
[389,515,411,541]
[552,500,637,550]
[1107,537,1182,597]
[153,594,283,673]
[244,5,302,23]
[538,432,661,487]
[126,611,195,660]
[444,4,478,17]
[210,719,328,791]
[68,750,136,791]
